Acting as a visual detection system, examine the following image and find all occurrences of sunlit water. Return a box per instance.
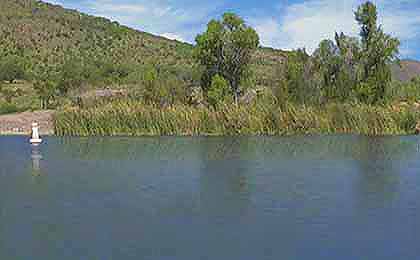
[1,136,420,259]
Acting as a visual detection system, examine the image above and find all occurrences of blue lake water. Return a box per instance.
[1,136,420,260]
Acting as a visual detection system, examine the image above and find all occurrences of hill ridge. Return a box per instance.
[0,0,418,86]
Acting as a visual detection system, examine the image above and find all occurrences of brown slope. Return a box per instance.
[392,60,420,81]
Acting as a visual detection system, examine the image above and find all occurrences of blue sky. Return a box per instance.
[45,0,420,60]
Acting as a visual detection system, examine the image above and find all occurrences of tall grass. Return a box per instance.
[54,101,420,136]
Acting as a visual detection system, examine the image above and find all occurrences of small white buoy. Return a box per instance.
[30,122,42,146]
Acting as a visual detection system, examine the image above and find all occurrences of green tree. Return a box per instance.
[33,67,59,109]
[33,79,58,109]
[313,40,341,99]
[355,1,400,103]
[282,49,322,104]
[312,35,362,101]
[56,57,85,95]
[194,13,259,104]
[0,55,25,83]
[207,75,231,107]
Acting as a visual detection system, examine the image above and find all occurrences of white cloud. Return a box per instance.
[252,0,420,57]
[252,18,282,47]
[96,3,147,14]
[161,32,186,42]
[82,0,222,43]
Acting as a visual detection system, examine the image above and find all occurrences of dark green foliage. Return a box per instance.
[274,1,400,106]
[0,55,26,83]
[194,13,260,103]
[0,102,21,115]
[56,57,85,95]
[31,63,61,109]
[355,1,400,103]
[281,49,323,105]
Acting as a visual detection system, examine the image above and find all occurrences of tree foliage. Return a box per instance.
[194,13,259,103]
[207,75,231,107]
[56,57,85,95]
[277,1,400,105]
[0,55,25,83]
[33,66,59,109]
[355,1,400,103]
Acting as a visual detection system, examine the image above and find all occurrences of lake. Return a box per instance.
[1,136,420,259]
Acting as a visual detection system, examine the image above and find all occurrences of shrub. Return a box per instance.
[0,102,21,115]
[207,75,231,107]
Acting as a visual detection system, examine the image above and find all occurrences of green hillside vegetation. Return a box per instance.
[2,0,420,135]
[0,0,287,112]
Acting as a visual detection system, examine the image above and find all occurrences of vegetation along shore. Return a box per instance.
[1,0,420,136]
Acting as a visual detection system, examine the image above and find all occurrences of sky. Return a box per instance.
[45,0,420,60]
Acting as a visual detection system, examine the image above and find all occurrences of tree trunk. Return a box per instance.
[234,91,239,105]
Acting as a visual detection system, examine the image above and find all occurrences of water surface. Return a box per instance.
[1,136,420,259]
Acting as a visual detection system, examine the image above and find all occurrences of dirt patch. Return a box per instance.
[0,110,55,135]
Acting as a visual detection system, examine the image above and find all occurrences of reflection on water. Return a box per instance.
[198,139,252,218]
[354,137,402,209]
[1,135,420,260]
[31,146,43,177]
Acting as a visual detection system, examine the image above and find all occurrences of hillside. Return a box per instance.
[1,0,418,89]
[393,60,420,82]
[0,0,194,78]
[0,0,288,89]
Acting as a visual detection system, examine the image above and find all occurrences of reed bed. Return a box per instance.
[54,101,420,136]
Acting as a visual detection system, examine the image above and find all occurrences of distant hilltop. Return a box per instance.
[393,60,420,82]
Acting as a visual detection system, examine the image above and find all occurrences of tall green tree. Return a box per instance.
[194,13,259,104]
[355,1,400,103]
[312,34,362,101]
[313,40,341,99]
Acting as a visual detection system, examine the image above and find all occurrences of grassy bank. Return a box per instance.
[54,101,420,136]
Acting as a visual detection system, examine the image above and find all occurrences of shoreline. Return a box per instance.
[2,102,420,137]
[0,110,55,136]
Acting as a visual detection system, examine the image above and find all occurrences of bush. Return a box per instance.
[207,75,231,107]
[0,55,26,83]
[142,67,189,106]
[386,80,420,102]
[0,102,20,115]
